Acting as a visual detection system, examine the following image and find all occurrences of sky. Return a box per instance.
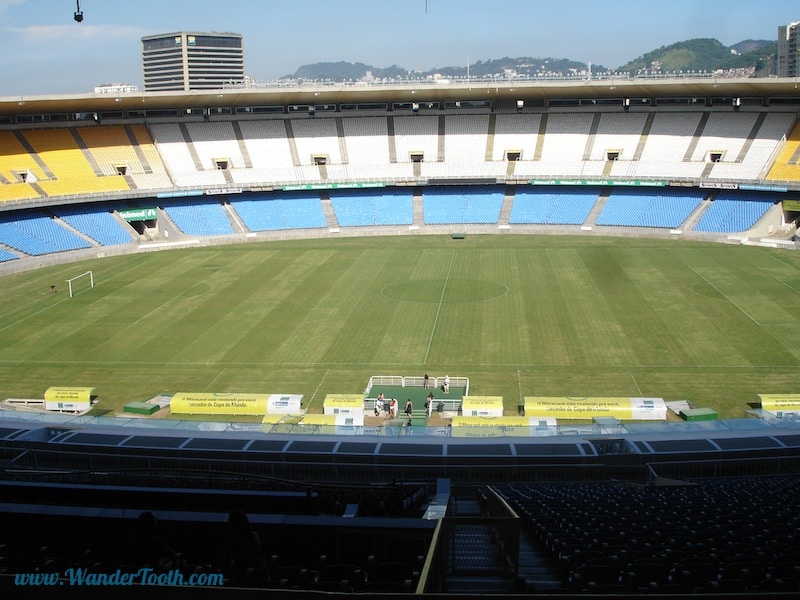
[0,0,797,96]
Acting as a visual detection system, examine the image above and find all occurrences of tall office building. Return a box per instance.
[777,21,800,78]
[141,32,244,92]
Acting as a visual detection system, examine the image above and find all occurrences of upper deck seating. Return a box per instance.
[443,115,489,163]
[492,113,541,161]
[292,118,342,165]
[149,123,227,188]
[20,128,129,197]
[710,112,795,181]
[394,116,439,164]
[766,120,800,182]
[0,131,46,202]
[186,122,246,170]
[329,189,413,226]
[342,117,391,166]
[589,113,648,161]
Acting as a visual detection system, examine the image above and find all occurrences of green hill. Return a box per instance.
[618,38,775,74]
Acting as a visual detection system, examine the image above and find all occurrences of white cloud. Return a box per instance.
[9,23,146,44]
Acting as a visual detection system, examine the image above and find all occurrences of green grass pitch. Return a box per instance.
[1,234,799,420]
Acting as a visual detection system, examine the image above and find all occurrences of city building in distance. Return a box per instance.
[777,20,800,78]
[141,31,244,92]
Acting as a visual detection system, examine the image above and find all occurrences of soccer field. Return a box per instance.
[0,234,799,420]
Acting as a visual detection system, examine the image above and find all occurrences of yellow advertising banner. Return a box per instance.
[452,416,531,427]
[43,387,94,411]
[524,397,667,420]
[758,394,800,413]
[323,394,365,415]
[44,387,95,403]
[170,392,269,415]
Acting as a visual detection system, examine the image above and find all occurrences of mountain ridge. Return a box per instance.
[280,37,776,81]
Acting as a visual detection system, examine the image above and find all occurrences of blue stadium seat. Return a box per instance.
[329,189,413,227]
[510,187,599,225]
[230,192,327,231]
[596,188,704,228]
[423,186,504,224]
[161,199,235,236]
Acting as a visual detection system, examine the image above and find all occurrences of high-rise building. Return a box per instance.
[141,32,244,92]
[777,21,800,78]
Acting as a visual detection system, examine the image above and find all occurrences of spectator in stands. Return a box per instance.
[127,511,180,572]
[222,509,267,584]
[389,398,397,419]
[405,399,413,418]
[423,373,430,389]
[374,396,382,417]
[443,375,450,394]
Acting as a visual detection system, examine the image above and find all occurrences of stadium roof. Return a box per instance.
[1,77,799,117]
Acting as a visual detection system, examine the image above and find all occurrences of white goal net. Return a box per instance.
[65,271,94,298]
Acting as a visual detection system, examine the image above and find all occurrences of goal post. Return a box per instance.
[66,270,94,298]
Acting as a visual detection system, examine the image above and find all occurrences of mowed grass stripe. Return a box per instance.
[329,247,448,365]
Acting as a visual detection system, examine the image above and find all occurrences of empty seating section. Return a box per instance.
[694,191,776,233]
[230,192,327,231]
[77,125,149,177]
[53,205,134,246]
[711,112,796,181]
[329,189,413,226]
[21,129,129,197]
[634,112,705,179]
[691,112,757,162]
[394,116,439,163]
[342,117,390,165]
[0,247,18,261]
[237,120,295,169]
[125,124,174,190]
[766,121,800,182]
[291,118,342,165]
[444,115,489,162]
[497,475,800,594]
[492,113,541,161]
[596,188,705,228]
[0,131,47,202]
[186,122,246,170]
[0,211,91,255]
[161,199,234,236]
[589,113,647,161]
[150,123,227,188]
[423,186,504,224]
[509,187,598,225]
[538,113,593,163]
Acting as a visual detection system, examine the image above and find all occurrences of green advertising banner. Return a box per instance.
[282,182,386,191]
[529,179,665,187]
[782,200,800,212]
[118,208,158,222]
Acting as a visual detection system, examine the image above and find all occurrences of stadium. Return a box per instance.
[2,76,800,599]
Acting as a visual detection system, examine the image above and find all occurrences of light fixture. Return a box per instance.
[73,0,83,22]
